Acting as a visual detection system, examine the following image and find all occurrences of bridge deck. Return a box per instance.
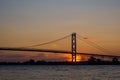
[0,47,120,58]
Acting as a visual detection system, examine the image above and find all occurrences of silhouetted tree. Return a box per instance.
[96,59,102,64]
[88,56,96,64]
[112,57,119,64]
[28,59,35,64]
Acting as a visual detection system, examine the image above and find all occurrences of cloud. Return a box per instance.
[0,51,27,62]
[30,52,70,61]
[0,51,70,62]
[0,54,24,58]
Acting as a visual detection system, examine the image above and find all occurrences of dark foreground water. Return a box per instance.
[0,65,120,80]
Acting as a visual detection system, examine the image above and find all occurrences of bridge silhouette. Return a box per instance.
[0,33,120,62]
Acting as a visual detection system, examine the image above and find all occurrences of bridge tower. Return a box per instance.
[71,32,77,62]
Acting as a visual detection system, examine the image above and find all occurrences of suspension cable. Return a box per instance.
[20,34,71,48]
[76,34,112,54]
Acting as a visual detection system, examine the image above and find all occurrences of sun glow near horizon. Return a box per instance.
[63,54,82,62]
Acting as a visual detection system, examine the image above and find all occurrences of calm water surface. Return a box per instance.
[0,65,120,80]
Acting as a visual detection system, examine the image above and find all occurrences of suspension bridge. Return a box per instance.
[0,33,120,62]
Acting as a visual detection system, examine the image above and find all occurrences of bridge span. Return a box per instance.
[0,33,120,62]
[0,47,120,58]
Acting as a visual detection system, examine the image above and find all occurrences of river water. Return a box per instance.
[0,65,120,80]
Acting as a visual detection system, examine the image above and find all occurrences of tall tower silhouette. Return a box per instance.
[71,33,77,62]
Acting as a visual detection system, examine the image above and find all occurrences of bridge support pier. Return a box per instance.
[71,33,77,62]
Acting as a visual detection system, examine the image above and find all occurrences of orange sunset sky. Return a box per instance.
[0,0,120,62]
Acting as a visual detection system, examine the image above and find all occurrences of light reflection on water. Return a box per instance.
[0,65,120,80]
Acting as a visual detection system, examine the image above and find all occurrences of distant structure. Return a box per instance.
[71,33,77,62]
[0,32,120,62]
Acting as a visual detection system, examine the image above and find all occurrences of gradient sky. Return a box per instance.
[0,0,120,62]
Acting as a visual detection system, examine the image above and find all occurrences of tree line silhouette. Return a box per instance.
[0,56,119,65]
